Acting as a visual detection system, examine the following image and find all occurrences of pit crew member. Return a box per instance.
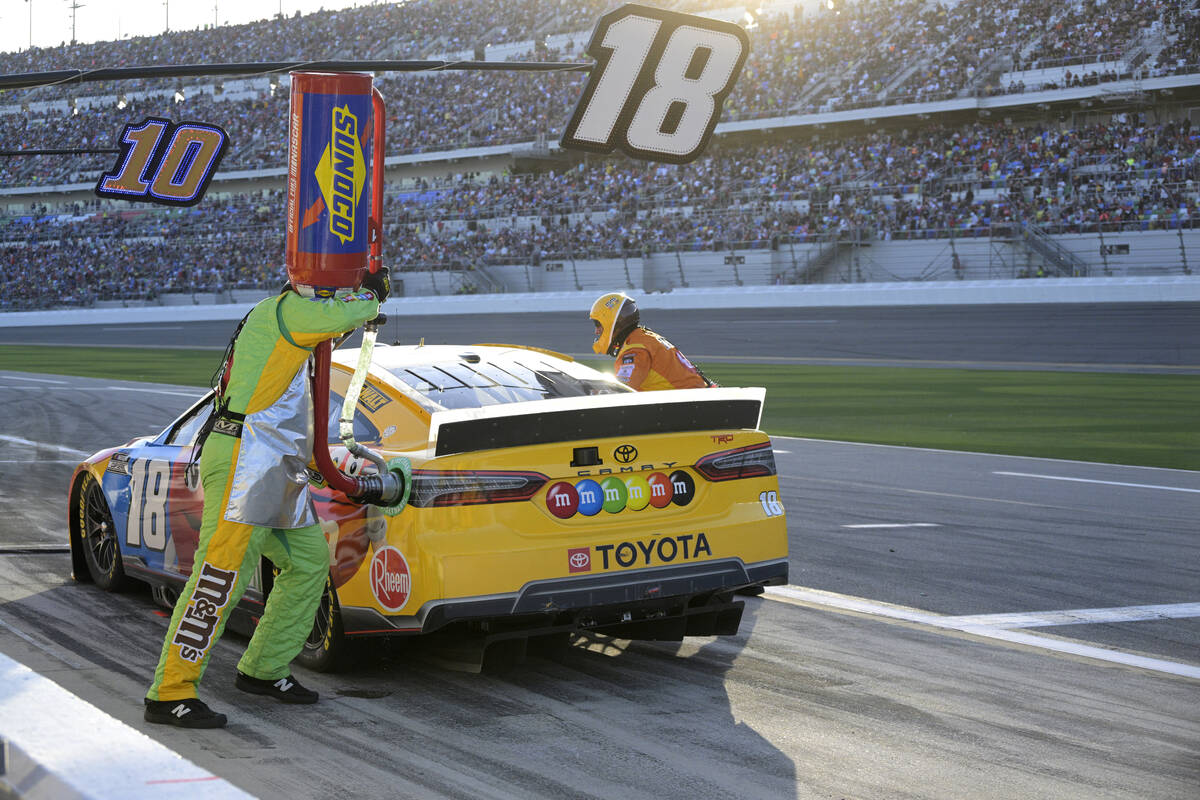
[589,292,713,391]
[143,268,389,729]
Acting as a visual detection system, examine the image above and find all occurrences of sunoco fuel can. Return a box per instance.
[285,71,374,291]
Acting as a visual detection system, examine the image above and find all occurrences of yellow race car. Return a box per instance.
[69,343,787,670]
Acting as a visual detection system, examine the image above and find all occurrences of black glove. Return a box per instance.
[363,266,390,303]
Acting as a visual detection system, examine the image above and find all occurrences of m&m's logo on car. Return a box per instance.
[545,471,694,519]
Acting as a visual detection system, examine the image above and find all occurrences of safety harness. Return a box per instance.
[186,305,254,474]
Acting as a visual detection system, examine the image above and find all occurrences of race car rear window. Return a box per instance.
[326,390,382,444]
[384,358,625,410]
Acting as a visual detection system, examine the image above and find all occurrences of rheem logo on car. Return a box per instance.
[370,546,411,611]
[544,471,694,518]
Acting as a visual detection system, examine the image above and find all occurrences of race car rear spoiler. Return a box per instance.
[427,387,765,457]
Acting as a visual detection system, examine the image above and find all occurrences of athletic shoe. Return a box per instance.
[143,697,228,728]
[235,671,319,704]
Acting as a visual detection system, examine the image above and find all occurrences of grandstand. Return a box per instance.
[1,0,1198,310]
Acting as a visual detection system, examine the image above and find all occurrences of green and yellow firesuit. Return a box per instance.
[147,288,378,702]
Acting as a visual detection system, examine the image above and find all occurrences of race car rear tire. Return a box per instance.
[77,473,128,592]
[297,574,349,672]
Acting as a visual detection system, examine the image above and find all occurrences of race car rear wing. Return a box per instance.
[427,387,765,457]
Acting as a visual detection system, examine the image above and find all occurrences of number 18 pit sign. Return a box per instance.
[560,4,749,164]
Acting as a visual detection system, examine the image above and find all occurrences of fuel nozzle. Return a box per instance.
[349,465,407,507]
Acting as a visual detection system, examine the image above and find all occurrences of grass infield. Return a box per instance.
[4,345,1196,471]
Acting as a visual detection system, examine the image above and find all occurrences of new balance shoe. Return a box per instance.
[235,671,319,704]
[143,697,228,728]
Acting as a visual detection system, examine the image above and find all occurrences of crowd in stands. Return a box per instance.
[4,115,1196,308]
[382,117,1200,265]
[1034,0,1163,66]
[3,0,1198,187]
[0,58,595,186]
[0,0,605,77]
[2,0,1199,309]
[1155,6,1200,76]
[0,194,282,310]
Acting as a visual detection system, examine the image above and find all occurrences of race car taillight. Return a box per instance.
[409,470,548,507]
[694,442,777,482]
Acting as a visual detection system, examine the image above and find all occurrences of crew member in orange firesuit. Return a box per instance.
[589,293,713,390]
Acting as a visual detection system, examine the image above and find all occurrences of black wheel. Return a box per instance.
[297,574,349,672]
[77,473,128,591]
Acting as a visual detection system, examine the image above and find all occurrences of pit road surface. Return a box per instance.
[1,368,1196,800]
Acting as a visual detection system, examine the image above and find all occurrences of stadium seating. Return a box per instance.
[0,0,1198,309]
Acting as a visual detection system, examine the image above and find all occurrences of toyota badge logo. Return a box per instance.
[568,547,592,573]
[614,444,638,463]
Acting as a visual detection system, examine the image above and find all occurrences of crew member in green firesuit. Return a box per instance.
[143,268,389,728]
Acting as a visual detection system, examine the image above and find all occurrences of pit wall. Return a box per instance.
[2,276,1198,329]
[33,227,1195,315]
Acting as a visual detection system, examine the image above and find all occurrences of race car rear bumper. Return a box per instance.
[341,557,788,637]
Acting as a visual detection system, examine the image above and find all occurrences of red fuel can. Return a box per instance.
[286,72,383,292]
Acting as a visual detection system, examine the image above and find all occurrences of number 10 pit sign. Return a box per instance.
[95,117,229,207]
[560,4,749,164]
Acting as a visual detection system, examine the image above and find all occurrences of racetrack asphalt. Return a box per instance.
[2,302,1198,372]
[0,300,1197,798]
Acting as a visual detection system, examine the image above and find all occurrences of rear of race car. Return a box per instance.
[331,386,788,654]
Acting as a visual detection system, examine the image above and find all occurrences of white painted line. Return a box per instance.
[105,386,204,398]
[994,471,1200,494]
[0,544,71,553]
[1,375,69,384]
[102,325,185,330]
[952,626,1200,680]
[842,523,941,529]
[0,434,89,457]
[0,652,252,798]
[767,585,942,626]
[764,585,1200,680]
[941,603,1200,629]
[0,459,80,464]
[770,435,1200,474]
[772,449,792,454]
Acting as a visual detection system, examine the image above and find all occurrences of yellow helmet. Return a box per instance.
[589,292,640,356]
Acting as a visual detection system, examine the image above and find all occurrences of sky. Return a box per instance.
[0,0,372,56]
